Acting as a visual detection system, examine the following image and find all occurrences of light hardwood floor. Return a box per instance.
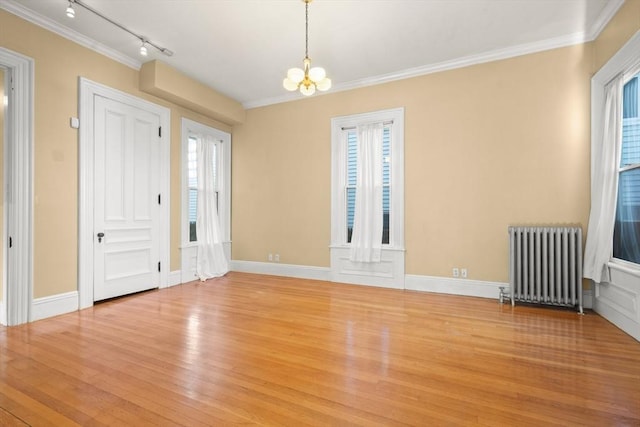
[1,272,639,426]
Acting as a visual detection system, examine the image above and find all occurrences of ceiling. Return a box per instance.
[2,0,624,108]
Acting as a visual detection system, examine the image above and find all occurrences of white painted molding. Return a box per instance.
[243,2,625,110]
[587,0,626,41]
[168,271,182,287]
[406,275,505,299]
[230,260,331,282]
[330,247,405,289]
[0,47,34,326]
[593,267,640,342]
[78,78,171,307]
[0,301,5,325]
[0,0,141,70]
[31,291,78,322]
[583,288,594,310]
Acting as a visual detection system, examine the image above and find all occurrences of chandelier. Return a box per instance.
[283,0,331,96]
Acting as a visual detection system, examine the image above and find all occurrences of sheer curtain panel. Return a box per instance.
[196,135,229,280]
[350,123,383,263]
[584,74,624,283]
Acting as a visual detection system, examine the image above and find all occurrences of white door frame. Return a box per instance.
[0,48,34,326]
[78,78,170,309]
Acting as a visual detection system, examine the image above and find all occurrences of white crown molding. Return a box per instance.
[245,1,625,110]
[587,0,626,40]
[0,0,141,70]
[2,0,626,113]
[244,31,592,109]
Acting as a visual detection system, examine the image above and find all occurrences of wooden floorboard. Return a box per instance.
[1,272,639,426]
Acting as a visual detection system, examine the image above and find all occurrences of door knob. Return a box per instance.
[97,232,105,243]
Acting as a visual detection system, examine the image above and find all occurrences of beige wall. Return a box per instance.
[232,1,640,285]
[0,10,229,298]
[232,44,593,282]
[1,1,639,300]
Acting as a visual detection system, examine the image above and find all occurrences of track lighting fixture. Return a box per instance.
[64,0,174,57]
[65,1,75,19]
[139,41,148,57]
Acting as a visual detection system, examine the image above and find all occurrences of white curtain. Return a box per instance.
[196,135,229,280]
[350,123,384,263]
[583,74,624,283]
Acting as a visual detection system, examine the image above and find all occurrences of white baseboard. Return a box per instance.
[31,291,78,322]
[168,270,182,287]
[583,288,593,310]
[230,260,331,281]
[0,300,6,325]
[405,274,506,299]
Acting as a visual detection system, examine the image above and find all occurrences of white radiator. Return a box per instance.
[507,226,583,313]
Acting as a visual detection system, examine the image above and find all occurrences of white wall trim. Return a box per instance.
[589,30,640,341]
[244,1,625,110]
[78,78,170,308]
[592,265,640,341]
[330,247,405,289]
[0,301,5,325]
[406,275,506,299]
[231,260,331,282]
[31,291,78,322]
[0,47,34,326]
[0,0,141,70]
[168,270,182,287]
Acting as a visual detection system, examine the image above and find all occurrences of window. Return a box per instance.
[181,118,231,247]
[345,126,391,244]
[614,74,640,265]
[330,108,404,288]
[186,136,219,242]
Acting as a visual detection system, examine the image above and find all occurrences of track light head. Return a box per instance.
[66,1,75,18]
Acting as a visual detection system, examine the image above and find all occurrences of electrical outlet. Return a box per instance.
[275,254,280,263]
[453,268,459,278]
[268,253,273,262]
[461,268,467,278]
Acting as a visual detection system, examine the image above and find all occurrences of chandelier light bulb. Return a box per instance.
[66,2,75,18]
[300,84,316,96]
[316,77,332,92]
[287,68,305,84]
[283,78,298,91]
[308,67,326,83]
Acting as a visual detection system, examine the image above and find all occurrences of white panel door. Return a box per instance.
[93,95,160,301]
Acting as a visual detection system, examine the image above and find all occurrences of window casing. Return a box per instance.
[613,75,640,265]
[186,136,219,242]
[331,108,404,250]
[181,119,231,248]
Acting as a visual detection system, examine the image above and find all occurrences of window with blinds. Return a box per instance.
[614,74,640,264]
[345,126,391,244]
[187,136,218,242]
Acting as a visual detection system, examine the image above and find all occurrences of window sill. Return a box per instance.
[608,259,640,279]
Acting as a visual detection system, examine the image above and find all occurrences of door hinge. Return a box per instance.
[158,126,162,137]
[9,237,12,248]
[158,193,161,205]
[158,261,161,272]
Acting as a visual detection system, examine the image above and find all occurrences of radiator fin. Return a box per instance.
[508,226,583,313]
